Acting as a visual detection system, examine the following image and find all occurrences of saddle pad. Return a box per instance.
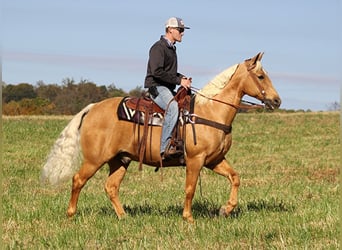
[117,97,164,126]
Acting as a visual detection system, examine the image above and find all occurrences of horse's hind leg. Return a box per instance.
[104,157,128,219]
[210,158,240,216]
[67,161,101,217]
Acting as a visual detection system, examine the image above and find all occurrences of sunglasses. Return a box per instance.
[175,27,185,33]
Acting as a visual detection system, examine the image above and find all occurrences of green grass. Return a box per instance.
[2,113,340,249]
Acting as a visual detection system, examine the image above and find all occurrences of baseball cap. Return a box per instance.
[165,17,190,29]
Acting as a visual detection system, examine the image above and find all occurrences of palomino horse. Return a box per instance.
[41,52,281,223]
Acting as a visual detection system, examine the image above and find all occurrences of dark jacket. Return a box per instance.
[144,36,183,91]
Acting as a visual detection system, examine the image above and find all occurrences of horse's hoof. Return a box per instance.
[182,215,195,223]
[219,206,229,217]
[66,208,76,217]
[117,213,127,220]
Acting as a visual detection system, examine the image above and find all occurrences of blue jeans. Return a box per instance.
[150,86,179,154]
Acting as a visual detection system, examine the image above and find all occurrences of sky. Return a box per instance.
[1,0,341,111]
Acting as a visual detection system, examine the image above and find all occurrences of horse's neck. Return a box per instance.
[195,83,242,126]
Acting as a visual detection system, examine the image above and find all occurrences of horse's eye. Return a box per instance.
[257,75,264,80]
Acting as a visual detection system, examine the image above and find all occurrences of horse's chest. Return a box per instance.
[219,133,232,153]
[208,133,232,157]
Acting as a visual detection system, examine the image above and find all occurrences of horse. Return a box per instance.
[41,52,281,223]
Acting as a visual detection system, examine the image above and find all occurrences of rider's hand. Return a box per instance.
[180,77,192,90]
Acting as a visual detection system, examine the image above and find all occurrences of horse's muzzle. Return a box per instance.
[264,97,281,110]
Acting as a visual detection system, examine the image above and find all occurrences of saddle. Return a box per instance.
[118,87,192,170]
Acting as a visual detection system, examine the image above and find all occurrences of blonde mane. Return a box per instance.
[195,64,239,104]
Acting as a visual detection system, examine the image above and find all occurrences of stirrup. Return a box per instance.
[163,143,183,160]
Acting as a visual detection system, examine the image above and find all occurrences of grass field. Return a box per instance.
[2,112,340,249]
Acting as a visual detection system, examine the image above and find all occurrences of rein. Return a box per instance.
[190,63,266,110]
[190,86,264,110]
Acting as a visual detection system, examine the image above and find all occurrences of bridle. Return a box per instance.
[247,64,267,102]
[190,63,266,110]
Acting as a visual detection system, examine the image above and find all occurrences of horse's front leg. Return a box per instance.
[210,158,240,216]
[183,156,203,223]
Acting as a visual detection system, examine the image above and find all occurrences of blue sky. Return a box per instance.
[2,0,341,111]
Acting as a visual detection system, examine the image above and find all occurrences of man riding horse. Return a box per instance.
[144,17,192,161]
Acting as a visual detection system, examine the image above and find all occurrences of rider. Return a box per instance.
[144,17,192,160]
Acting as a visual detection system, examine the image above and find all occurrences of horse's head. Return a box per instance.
[243,52,281,110]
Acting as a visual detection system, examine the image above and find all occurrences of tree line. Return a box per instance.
[2,79,340,115]
[2,78,144,115]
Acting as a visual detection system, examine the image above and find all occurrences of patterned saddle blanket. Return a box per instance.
[117,96,165,126]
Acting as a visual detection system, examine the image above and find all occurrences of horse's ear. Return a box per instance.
[257,52,264,61]
[246,52,264,69]
[252,52,264,64]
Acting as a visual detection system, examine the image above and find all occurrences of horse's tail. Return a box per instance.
[41,103,95,186]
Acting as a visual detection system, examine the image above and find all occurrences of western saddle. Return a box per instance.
[125,87,192,170]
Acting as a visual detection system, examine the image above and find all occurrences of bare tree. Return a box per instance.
[327,101,340,111]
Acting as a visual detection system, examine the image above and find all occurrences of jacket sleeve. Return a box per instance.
[148,45,181,85]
